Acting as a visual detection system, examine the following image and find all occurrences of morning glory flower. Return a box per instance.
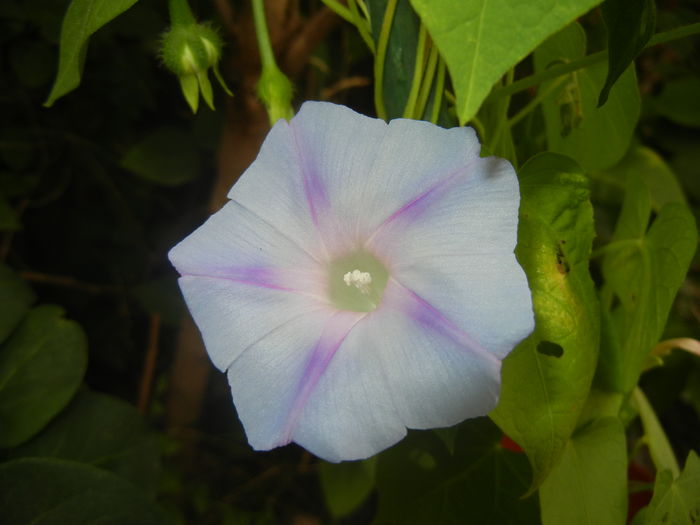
[168,101,534,462]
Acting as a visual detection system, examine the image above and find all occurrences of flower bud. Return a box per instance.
[257,64,294,124]
[162,24,221,76]
[160,23,231,113]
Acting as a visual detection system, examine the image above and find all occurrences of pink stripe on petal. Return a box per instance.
[384,278,501,366]
[290,122,329,231]
[366,158,480,247]
[282,310,366,441]
[182,266,326,299]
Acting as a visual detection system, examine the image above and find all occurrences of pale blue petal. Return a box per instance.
[227,309,373,453]
[226,118,327,259]
[365,285,502,428]
[291,315,405,462]
[357,118,481,239]
[292,282,501,461]
[236,102,483,254]
[367,156,533,359]
[285,102,387,252]
[169,200,322,287]
[178,275,326,371]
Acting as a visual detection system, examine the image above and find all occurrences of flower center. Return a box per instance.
[343,269,372,294]
[328,251,388,312]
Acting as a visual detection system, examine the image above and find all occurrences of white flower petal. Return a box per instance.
[370,288,502,428]
[227,309,370,452]
[178,275,326,371]
[290,318,406,462]
[291,282,501,461]
[226,118,327,259]
[239,102,482,254]
[357,117,480,238]
[367,156,533,358]
[169,200,323,290]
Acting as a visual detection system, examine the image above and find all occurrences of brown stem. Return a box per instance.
[138,313,161,414]
[283,7,340,77]
[18,270,121,294]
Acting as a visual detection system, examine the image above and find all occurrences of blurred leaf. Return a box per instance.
[600,174,697,392]
[375,418,539,524]
[44,0,140,107]
[121,127,199,186]
[0,196,21,232]
[653,76,700,128]
[0,171,40,199]
[368,0,420,119]
[535,22,640,171]
[132,277,185,325]
[599,0,655,106]
[682,365,700,420]
[600,145,686,211]
[409,0,601,124]
[0,457,172,524]
[10,389,160,495]
[0,264,34,346]
[644,451,700,525]
[9,38,55,89]
[491,153,599,491]
[0,305,87,448]
[320,457,376,518]
[539,418,627,525]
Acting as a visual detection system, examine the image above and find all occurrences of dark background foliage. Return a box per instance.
[0,0,699,524]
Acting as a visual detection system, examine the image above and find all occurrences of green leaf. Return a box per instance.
[368,0,421,120]
[539,418,628,525]
[599,175,697,392]
[121,127,199,186]
[409,0,602,125]
[644,451,700,525]
[0,457,171,525]
[534,22,640,171]
[599,0,656,106]
[375,418,539,525]
[653,76,700,128]
[319,457,376,518]
[44,0,140,107]
[491,153,600,491]
[0,305,87,448]
[10,389,160,495]
[132,278,185,325]
[599,145,686,211]
[0,264,34,346]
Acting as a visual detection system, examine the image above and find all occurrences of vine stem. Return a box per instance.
[320,0,353,23]
[590,238,642,259]
[251,0,276,71]
[415,42,439,119]
[168,0,196,26]
[374,0,398,120]
[403,24,428,118]
[429,58,446,124]
[496,22,700,99]
[348,0,375,53]
[507,75,567,129]
[633,387,681,478]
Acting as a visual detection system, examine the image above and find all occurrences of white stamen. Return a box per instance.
[343,269,373,295]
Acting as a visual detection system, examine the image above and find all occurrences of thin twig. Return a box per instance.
[19,270,122,294]
[138,313,162,415]
[321,75,371,99]
[212,0,237,37]
[283,7,340,77]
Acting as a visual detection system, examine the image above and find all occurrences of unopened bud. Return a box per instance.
[257,64,294,124]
